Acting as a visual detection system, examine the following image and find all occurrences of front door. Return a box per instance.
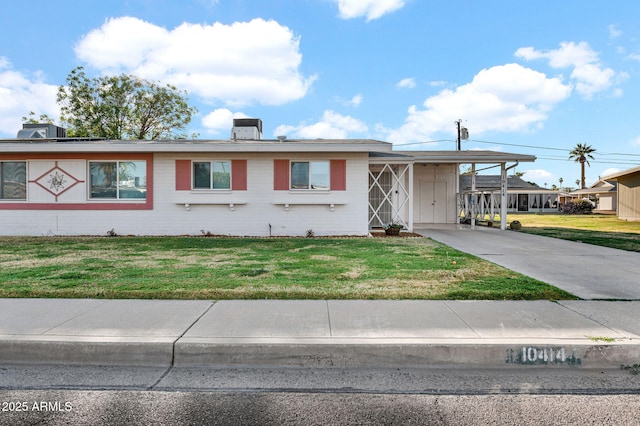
[517,194,529,212]
[419,180,448,223]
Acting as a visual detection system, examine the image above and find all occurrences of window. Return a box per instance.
[90,161,146,199]
[0,161,26,200]
[193,161,231,190]
[290,161,329,190]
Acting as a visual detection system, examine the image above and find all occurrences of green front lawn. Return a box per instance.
[0,236,574,300]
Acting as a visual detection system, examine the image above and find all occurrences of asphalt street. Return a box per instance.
[1,389,639,425]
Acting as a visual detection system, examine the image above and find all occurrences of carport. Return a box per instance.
[368,150,536,231]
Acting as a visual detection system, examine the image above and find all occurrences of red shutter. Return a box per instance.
[175,160,191,191]
[231,160,247,190]
[330,160,346,191]
[274,159,290,190]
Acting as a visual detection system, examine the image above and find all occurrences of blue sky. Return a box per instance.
[2,0,640,188]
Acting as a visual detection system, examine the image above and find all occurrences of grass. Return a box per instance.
[0,236,574,300]
[506,213,640,252]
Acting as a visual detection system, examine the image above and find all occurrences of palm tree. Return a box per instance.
[568,143,596,189]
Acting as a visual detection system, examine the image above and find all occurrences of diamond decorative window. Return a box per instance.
[31,162,84,201]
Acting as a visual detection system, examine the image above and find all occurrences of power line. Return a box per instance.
[598,152,640,157]
[394,140,455,147]
[469,138,640,157]
[469,139,570,152]
[535,156,640,166]
[394,137,640,159]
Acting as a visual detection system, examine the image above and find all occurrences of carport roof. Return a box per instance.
[370,150,536,163]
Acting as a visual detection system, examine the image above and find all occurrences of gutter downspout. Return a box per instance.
[500,161,519,230]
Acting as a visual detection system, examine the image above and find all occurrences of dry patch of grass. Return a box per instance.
[507,213,640,233]
[507,214,640,252]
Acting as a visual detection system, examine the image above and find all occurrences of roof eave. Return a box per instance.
[0,139,392,154]
[393,150,536,163]
[601,166,640,180]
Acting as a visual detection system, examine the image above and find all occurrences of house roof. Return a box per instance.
[459,175,555,192]
[568,179,617,196]
[0,137,540,167]
[0,138,393,154]
[602,166,640,180]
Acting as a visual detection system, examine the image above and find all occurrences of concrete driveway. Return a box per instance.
[417,225,640,300]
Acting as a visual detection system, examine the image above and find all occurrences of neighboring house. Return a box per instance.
[567,179,617,212]
[459,175,559,215]
[602,166,640,221]
[0,120,536,236]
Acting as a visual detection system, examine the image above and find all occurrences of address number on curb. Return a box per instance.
[505,347,582,365]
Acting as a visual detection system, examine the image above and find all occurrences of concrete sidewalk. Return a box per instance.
[419,225,640,300]
[1,299,639,369]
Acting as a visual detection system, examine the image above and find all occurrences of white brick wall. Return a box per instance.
[0,152,370,236]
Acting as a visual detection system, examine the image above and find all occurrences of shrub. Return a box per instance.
[560,200,593,214]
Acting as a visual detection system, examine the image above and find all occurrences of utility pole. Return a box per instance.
[455,119,468,150]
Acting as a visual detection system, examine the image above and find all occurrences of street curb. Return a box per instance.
[2,339,639,370]
[0,338,174,367]
[173,341,640,369]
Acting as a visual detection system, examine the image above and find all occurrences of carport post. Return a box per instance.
[500,163,507,230]
[407,163,414,232]
[471,163,476,229]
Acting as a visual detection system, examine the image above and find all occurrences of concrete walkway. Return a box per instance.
[418,225,640,300]
[1,299,639,369]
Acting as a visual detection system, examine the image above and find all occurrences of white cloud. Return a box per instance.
[333,0,405,21]
[600,167,621,178]
[274,110,368,139]
[522,169,553,181]
[515,41,618,99]
[572,63,616,98]
[630,136,640,146]
[75,17,316,107]
[384,63,571,144]
[609,24,622,39]
[0,59,59,136]
[396,77,416,89]
[349,93,363,106]
[201,108,248,136]
[628,52,640,62]
[337,93,363,107]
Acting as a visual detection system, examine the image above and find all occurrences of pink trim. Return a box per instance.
[175,160,191,190]
[231,160,247,191]
[0,202,151,211]
[330,160,347,191]
[274,159,290,190]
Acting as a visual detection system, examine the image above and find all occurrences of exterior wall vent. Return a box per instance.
[230,118,263,140]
